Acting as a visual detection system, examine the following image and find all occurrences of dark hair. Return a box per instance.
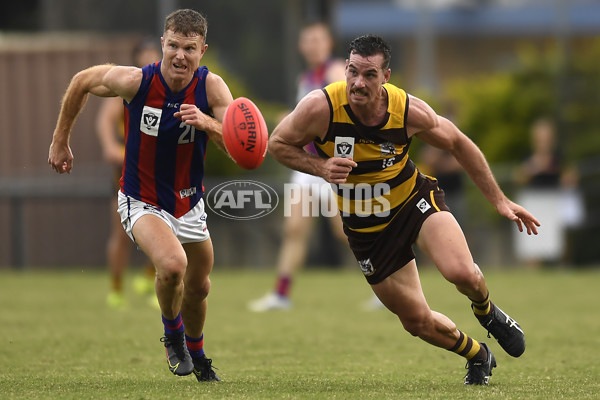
[347,34,391,70]
[164,9,208,39]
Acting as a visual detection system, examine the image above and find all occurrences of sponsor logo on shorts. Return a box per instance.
[142,203,162,216]
[358,258,375,276]
[206,180,279,220]
[416,198,431,213]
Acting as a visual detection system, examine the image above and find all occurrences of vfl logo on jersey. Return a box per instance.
[358,258,375,276]
[334,136,355,158]
[141,106,162,136]
[380,141,396,156]
[416,198,431,214]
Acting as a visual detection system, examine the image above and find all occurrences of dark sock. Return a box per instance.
[470,292,493,320]
[186,333,205,359]
[448,330,487,361]
[162,312,184,335]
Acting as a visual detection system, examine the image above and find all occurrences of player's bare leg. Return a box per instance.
[416,212,487,300]
[326,208,346,243]
[372,261,496,384]
[106,195,132,309]
[248,199,313,311]
[277,199,314,277]
[181,240,213,337]
[132,215,187,317]
[417,211,525,358]
[180,239,220,381]
[371,261,461,349]
[132,215,193,376]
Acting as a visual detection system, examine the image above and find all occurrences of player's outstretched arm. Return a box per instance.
[408,95,540,235]
[49,64,141,174]
[269,90,356,183]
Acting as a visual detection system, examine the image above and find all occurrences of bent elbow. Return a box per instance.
[267,136,287,163]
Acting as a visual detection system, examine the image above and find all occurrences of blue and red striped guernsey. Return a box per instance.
[120,62,210,218]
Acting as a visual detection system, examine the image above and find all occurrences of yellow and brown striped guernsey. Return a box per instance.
[315,81,421,233]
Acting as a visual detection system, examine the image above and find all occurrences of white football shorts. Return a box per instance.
[289,170,335,200]
[117,191,210,244]
[290,170,329,187]
[286,170,337,217]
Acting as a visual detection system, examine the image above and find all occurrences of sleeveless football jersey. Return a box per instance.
[316,81,424,233]
[120,62,210,218]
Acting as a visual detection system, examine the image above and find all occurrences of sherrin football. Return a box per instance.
[222,97,268,170]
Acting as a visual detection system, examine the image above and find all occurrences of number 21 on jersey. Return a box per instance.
[178,122,196,144]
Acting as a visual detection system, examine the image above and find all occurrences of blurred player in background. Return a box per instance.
[248,22,348,312]
[96,37,160,310]
[49,9,229,382]
[268,34,539,385]
[512,117,583,266]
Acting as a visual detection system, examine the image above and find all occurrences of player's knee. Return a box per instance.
[445,262,482,291]
[403,321,429,338]
[284,224,302,240]
[400,315,432,338]
[283,216,310,240]
[187,276,211,301]
[156,254,187,285]
[196,276,211,298]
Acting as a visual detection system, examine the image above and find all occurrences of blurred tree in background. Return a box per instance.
[437,40,600,241]
[443,40,600,166]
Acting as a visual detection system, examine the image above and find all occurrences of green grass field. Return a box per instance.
[1,266,599,399]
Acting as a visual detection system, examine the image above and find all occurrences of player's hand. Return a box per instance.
[175,104,210,129]
[48,139,74,174]
[497,199,540,235]
[323,157,357,184]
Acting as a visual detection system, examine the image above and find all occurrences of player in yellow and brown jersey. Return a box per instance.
[269,34,540,385]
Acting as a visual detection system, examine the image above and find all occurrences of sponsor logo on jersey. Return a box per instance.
[179,187,197,199]
[380,141,396,156]
[416,198,431,213]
